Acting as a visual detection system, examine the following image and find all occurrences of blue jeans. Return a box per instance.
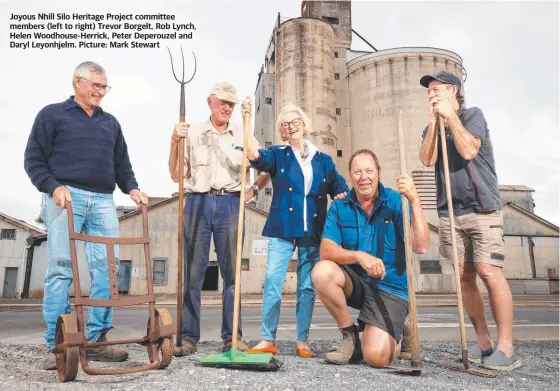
[261,236,319,341]
[181,192,243,343]
[41,186,119,350]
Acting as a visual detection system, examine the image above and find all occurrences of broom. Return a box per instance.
[198,98,282,371]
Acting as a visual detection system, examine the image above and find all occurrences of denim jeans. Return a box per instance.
[181,192,243,343]
[41,186,119,350]
[261,236,319,341]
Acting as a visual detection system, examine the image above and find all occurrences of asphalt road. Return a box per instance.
[0,305,558,345]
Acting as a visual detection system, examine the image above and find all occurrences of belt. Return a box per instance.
[207,188,240,196]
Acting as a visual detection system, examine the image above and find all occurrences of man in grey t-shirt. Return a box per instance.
[418,71,520,371]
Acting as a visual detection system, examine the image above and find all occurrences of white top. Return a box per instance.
[291,140,317,233]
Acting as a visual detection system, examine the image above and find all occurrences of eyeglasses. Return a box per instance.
[78,77,111,92]
[280,118,302,129]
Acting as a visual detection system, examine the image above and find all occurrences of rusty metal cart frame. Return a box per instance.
[53,200,175,382]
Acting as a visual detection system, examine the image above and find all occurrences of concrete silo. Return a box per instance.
[275,18,337,158]
[347,47,464,212]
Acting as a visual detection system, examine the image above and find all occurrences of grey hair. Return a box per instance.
[276,104,313,142]
[72,61,105,86]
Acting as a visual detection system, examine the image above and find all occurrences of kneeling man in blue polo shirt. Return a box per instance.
[311,149,429,367]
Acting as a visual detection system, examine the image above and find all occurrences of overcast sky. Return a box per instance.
[1,0,558,227]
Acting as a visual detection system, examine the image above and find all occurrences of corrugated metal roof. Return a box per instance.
[0,211,46,235]
[499,185,534,192]
[503,202,559,230]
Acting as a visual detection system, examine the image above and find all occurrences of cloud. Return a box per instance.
[107,78,154,106]
[428,29,473,54]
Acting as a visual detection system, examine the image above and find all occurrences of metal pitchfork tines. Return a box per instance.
[166,47,196,357]
[167,47,197,120]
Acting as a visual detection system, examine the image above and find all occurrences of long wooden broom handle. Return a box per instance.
[231,103,250,349]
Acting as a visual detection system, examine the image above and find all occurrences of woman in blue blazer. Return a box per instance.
[244,104,349,357]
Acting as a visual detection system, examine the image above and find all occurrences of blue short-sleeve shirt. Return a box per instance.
[322,182,409,301]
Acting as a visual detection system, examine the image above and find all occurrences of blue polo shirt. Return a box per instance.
[321,183,409,301]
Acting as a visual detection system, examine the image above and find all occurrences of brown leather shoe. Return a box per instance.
[42,350,56,370]
[222,339,249,352]
[174,339,197,355]
[398,316,412,360]
[86,332,129,362]
[325,324,363,365]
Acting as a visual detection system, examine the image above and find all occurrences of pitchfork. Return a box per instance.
[166,47,196,357]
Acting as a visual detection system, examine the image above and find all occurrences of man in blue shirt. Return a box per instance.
[24,61,148,370]
[311,149,429,367]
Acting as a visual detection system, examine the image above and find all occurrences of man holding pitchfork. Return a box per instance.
[168,82,256,355]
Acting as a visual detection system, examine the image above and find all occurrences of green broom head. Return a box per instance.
[199,348,282,371]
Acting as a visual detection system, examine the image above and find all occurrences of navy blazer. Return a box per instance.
[250,145,349,245]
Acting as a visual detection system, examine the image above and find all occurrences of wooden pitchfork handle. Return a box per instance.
[176,135,185,348]
[166,47,196,353]
[396,110,422,370]
[438,115,470,369]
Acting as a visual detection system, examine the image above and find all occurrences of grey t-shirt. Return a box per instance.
[422,106,502,217]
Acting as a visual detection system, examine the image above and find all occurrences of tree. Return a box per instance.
[35,215,45,228]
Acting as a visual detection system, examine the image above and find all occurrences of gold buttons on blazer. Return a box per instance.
[289,207,293,212]
[314,214,317,217]
[288,187,292,191]
[281,168,285,173]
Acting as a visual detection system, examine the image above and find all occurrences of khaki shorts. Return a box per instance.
[439,210,505,267]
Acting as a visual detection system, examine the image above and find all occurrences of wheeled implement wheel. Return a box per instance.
[147,308,173,369]
[55,315,80,382]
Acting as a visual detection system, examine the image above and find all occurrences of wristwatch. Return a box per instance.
[251,184,259,194]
